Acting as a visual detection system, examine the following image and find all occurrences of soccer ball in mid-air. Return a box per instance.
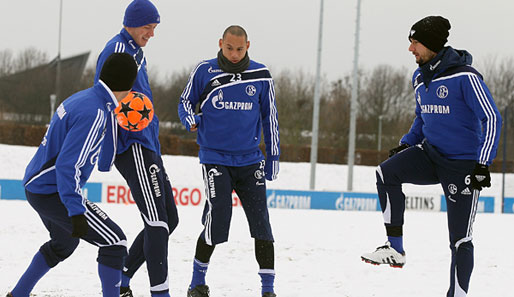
[114,91,154,132]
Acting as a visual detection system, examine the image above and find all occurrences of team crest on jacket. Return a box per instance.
[448,184,458,195]
[436,85,449,99]
[254,169,264,180]
[246,85,256,96]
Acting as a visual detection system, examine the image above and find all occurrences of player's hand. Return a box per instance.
[186,115,201,132]
[264,159,279,181]
[71,214,88,238]
[388,143,409,158]
[470,163,491,191]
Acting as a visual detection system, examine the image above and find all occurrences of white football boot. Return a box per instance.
[361,241,406,268]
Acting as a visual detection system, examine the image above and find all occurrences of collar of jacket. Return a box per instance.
[418,46,473,88]
[120,28,140,52]
[95,81,119,112]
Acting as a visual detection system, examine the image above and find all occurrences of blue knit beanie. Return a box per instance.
[123,0,160,28]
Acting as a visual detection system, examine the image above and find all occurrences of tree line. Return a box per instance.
[1,47,514,161]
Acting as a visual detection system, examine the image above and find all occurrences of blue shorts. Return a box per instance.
[200,161,274,245]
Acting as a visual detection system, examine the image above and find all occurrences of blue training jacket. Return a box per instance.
[401,47,502,165]
[178,58,280,166]
[23,82,118,217]
[94,28,160,159]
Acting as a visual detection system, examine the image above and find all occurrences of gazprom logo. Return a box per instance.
[212,90,224,110]
[149,164,160,174]
[211,89,253,111]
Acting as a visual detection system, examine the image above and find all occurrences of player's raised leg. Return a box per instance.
[362,145,438,267]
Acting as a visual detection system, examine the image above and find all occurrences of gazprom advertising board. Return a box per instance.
[0,179,505,214]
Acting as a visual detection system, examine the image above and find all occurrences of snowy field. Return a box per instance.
[2,201,514,297]
[1,143,514,296]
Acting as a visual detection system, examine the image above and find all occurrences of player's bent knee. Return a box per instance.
[452,236,474,250]
[98,244,128,270]
[40,237,80,267]
[168,216,179,234]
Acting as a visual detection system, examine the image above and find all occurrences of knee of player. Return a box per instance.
[451,236,474,250]
[98,245,128,270]
[376,165,386,184]
[40,238,80,266]
[376,163,403,185]
[168,216,179,234]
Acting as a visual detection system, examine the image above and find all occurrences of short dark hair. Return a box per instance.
[222,25,248,41]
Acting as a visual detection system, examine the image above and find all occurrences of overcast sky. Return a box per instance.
[3,0,513,81]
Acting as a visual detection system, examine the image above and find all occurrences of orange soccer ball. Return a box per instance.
[114,91,154,132]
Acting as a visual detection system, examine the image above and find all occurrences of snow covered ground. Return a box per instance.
[1,143,514,296]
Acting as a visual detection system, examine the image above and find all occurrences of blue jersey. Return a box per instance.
[178,58,280,166]
[401,47,501,165]
[23,82,118,217]
[95,28,160,155]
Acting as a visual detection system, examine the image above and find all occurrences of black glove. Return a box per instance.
[71,214,88,238]
[470,163,491,191]
[388,143,410,158]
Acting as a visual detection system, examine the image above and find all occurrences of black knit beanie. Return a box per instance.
[408,16,451,53]
[99,53,138,92]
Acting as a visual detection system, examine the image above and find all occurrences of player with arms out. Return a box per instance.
[94,1,178,297]
[6,53,138,297]
[360,16,502,297]
[178,25,280,297]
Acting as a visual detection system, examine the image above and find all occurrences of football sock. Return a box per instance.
[388,236,405,254]
[121,273,131,288]
[190,258,209,289]
[255,239,274,269]
[258,269,275,294]
[11,251,51,297]
[98,263,121,297]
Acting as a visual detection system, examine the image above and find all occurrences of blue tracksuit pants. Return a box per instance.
[376,141,478,297]
[114,143,179,294]
[26,190,127,270]
[200,162,274,245]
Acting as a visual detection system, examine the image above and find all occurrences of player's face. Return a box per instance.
[408,39,437,65]
[219,33,250,64]
[126,23,158,47]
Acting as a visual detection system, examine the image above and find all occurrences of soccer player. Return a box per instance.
[6,53,138,297]
[178,25,280,297]
[360,16,502,297]
[94,1,178,297]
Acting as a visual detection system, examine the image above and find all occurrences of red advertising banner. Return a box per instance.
[104,183,241,207]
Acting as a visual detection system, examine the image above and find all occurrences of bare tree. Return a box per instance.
[478,56,514,161]
[0,49,15,77]
[358,64,411,120]
[0,47,49,77]
[318,76,351,148]
[274,70,316,146]
[15,47,49,72]
[479,56,514,110]
[151,68,190,124]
